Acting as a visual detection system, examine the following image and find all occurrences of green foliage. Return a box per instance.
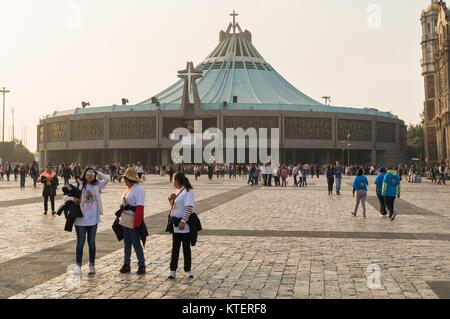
[0,141,35,164]
[407,123,424,162]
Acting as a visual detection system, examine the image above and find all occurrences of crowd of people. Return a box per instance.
[0,157,448,277]
[1,160,448,189]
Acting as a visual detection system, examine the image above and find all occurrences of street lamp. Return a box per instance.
[347,131,351,169]
[0,87,10,143]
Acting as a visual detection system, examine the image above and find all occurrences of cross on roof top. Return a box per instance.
[230,10,238,33]
[178,62,203,93]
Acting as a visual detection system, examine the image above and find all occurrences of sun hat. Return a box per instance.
[122,167,144,183]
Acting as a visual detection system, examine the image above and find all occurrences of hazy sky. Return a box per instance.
[0,0,433,151]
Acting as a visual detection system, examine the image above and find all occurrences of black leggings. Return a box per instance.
[170,233,191,272]
[44,195,55,213]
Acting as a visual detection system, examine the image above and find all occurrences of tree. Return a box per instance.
[0,141,35,164]
[407,123,424,163]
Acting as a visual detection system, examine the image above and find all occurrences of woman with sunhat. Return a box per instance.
[118,166,147,275]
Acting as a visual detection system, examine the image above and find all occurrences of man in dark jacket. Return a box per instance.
[62,163,72,185]
[5,161,12,181]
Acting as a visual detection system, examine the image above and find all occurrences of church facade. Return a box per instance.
[421,1,450,165]
[37,13,407,167]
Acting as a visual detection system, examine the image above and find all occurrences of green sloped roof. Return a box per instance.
[47,102,397,119]
[46,19,400,121]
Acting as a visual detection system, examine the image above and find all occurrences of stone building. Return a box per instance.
[421,0,450,165]
[37,13,407,167]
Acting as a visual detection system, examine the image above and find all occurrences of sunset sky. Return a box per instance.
[0,0,432,151]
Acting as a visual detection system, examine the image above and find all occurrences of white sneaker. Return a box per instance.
[168,271,176,279]
[88,264,95,275]
[70,264,81,276]
[185,271,194,279]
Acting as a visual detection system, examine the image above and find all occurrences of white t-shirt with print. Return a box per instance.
[75,184,99,227]
[171,189,195,234]
[123,184,146,207]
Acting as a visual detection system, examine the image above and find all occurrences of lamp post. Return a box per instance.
[0,87,10,142]
[347,131,351,169]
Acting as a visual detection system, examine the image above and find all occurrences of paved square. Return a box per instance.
[1,175,450,299]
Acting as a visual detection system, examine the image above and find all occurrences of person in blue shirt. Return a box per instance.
[374,167,387,216]
[382,167,401,221]
[351,168,369,218]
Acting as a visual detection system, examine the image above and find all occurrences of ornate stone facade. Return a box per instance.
[376,122,396,143]
[422,1,450,163]
[285,117,332,140]
[47,122,66,142]
[337,119,372,142]
[109,117,156,140]
[38,125,44,144]
[70,119,104,141]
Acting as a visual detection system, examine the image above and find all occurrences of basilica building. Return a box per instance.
[37,13,406,167]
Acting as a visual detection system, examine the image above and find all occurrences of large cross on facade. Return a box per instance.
[177,62,203,93]
[230,10,238,34]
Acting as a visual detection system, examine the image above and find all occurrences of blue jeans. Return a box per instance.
[336,178,342,194]
[123,227,145,267]
[75,225,98,266]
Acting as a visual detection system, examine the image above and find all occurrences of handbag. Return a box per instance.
[119,209,135,229]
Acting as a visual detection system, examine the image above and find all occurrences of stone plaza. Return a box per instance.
[0,174,449,299]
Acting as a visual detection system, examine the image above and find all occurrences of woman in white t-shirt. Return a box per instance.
[119,167,146,275]
[168,172,195,279]
[73,167,110,275]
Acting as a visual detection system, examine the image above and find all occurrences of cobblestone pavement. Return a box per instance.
[1,175,450,299]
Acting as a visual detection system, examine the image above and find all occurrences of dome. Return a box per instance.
[140,19,323,107]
